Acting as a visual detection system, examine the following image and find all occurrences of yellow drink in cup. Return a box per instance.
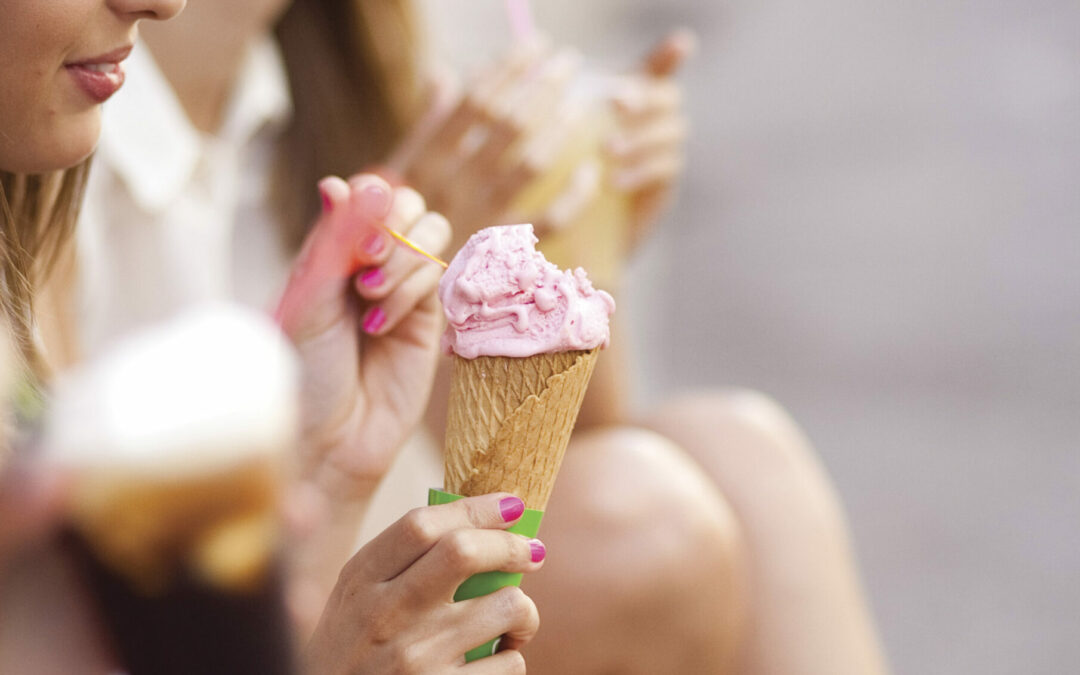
[510,82,629,289]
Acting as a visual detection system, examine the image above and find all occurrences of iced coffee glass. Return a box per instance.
[45,306,299,675]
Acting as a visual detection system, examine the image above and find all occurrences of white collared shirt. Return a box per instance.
[77,38,294,358]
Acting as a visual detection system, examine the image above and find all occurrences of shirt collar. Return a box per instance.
[96,36,293,213]
[219,37,293,147]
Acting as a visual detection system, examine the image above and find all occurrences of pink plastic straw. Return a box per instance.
[505,0,536,41]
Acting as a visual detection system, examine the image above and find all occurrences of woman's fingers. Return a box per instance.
[356,257,443,337]
[309,496,543,672]
[609,114,688,166]
[485,589,542,655]
[383,186,427,235]
[430,39,550,161]
[641,28,697,77]
[614,153,685,193]
[354,208,448,307]
[354,187,451,335]
[469,47,583,172]
[355,249,446,338]
[347,494,526,583]
[446,586,541,657]
[612,78,682,124]
[275,174,393,339]
[461,648,528,674]
[396,529,545,606]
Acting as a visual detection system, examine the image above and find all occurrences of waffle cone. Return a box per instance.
[444,348,600,510]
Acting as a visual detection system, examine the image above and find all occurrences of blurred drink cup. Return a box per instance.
[510,72,629,289]
[497,1,630,284]
[45,306,300,675]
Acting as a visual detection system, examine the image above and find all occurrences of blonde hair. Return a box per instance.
[273,0,423,249]
[0,163,90,378]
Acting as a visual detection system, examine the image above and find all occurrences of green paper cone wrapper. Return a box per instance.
[428,489,544,662]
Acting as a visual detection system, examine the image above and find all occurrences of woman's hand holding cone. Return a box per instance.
[304,494,544,674]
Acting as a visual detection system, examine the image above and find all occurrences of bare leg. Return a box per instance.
[423,368,886,673]
[643,390,890,675]
[523,426,747,674]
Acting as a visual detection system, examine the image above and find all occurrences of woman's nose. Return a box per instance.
[107,0,186,21]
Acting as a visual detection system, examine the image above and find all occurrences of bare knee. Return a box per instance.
[631,393,889,675]
[523,427,746,674]
[653,389,813,472]
[645,389,849,536]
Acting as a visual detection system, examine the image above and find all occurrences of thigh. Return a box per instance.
[522,425,747,675]
[643,389,890,675]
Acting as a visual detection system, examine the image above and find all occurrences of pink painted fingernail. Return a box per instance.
[319,185,333,213]
[363,232,387,255]
[360,267,384,288]
[499,496,525,522]
[529,539,546,563]
[362,306,386,334]
[361,183,391,218]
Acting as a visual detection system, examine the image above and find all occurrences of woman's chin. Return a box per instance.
[1,111,100,174]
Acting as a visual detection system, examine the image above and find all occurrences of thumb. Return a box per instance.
[641,28,697,77]
[275,174,394,338]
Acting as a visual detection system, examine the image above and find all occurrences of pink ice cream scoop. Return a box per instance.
[439,224,615,358]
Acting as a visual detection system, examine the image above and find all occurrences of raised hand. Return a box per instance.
[275,174,450,630]
[388,29,694,267]
[607,28,696,251]
[387,38,586,253]
[304,494,544,674]
[277,174,449,501]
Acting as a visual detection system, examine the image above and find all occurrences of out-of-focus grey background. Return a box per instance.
[421,1,1080,673]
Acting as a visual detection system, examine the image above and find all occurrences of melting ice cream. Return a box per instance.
[438,224,615,359]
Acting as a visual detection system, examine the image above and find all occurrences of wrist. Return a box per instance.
[306,462,382,509]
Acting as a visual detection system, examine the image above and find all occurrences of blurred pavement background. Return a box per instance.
[421,1,1080,673]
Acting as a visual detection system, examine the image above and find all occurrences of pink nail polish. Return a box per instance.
[320,186,333,213]
[529,539,546,563]
[363,233,387,256]
[360,268,384,288]
[499,496,525,522]
[362,306,386,334]
[360,184,391,219]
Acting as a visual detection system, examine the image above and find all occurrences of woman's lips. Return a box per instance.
[66,48,131,103]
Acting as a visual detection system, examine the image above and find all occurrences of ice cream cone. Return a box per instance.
[436,224,613,662]
[444,348,599,510]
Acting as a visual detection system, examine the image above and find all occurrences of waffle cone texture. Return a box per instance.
[444,348,599,510]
